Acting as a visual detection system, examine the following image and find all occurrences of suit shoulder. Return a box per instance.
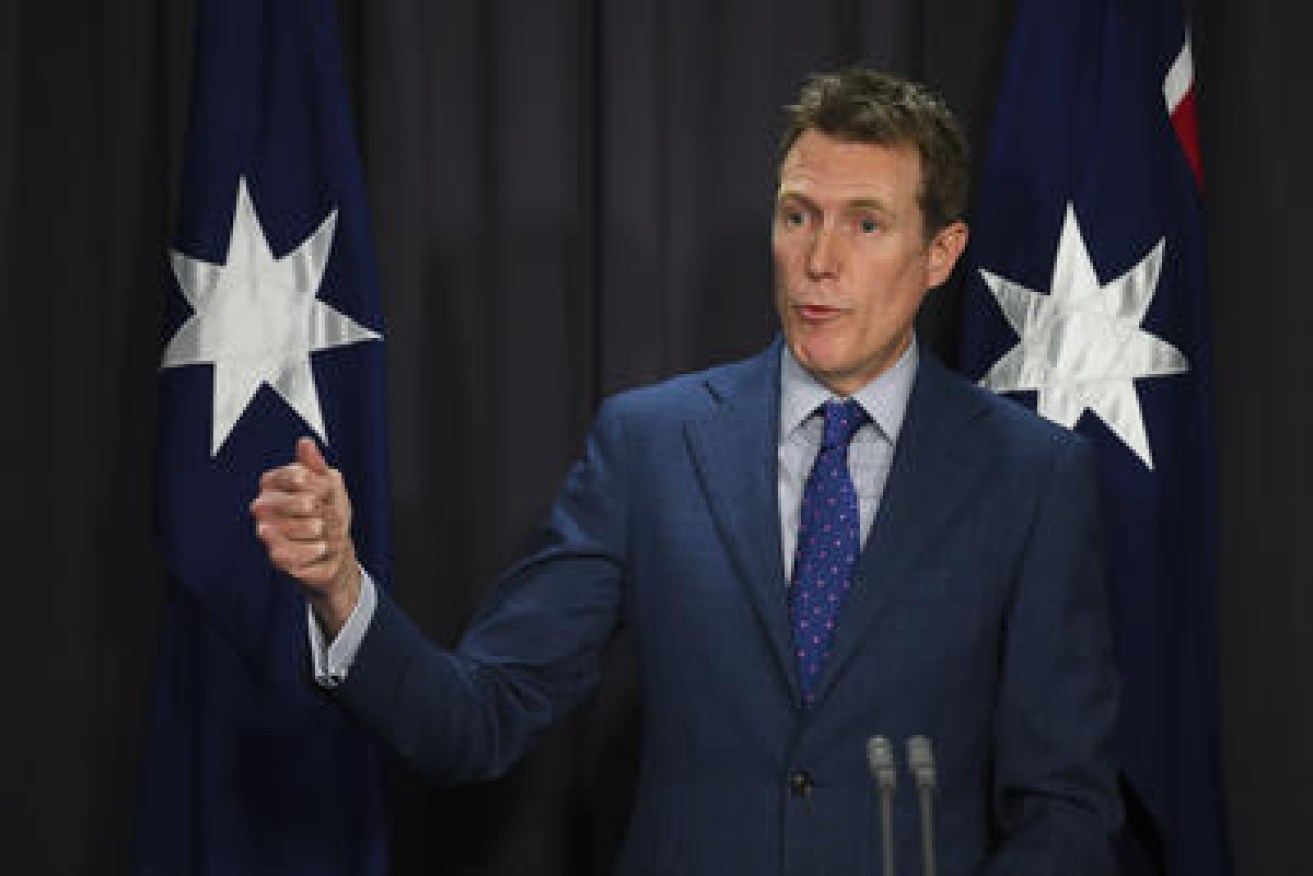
[596,345,774,425]
[930,357,1089,459]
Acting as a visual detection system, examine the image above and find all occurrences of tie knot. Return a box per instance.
[820,399,867,449]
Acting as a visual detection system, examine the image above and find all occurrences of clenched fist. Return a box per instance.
[251,437,361,636]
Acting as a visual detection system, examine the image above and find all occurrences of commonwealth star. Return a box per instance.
[161,177,380,456]
[978,203,1188,469]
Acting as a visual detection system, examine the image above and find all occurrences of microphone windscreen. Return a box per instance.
[867,735,896,789]
[907,735,936,788]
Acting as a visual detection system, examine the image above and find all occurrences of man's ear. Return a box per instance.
[927,221,969,288]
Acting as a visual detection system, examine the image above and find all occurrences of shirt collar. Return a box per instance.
[778,337,919,445]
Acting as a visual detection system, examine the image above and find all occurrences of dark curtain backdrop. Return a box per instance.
[1,0,1307,873]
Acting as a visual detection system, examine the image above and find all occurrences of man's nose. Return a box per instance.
[806,225,840,278]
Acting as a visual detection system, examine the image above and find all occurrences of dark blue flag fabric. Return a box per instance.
[958,1,1230,874]
[136,0,391,872]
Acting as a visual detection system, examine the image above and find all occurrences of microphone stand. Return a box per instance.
[907,735,937,876]
[867,735,897,876]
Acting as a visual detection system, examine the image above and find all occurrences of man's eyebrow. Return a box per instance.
[844,197,894,213]
[774,190,895,215]
[775,189,815,205]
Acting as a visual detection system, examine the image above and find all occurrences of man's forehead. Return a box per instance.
[778,131,921,199]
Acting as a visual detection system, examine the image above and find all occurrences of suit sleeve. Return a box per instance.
[327,400,631,785]
[983,436,1122,875]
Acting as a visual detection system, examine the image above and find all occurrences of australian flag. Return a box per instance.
[136,0,392,872]
[958,0,1231,873]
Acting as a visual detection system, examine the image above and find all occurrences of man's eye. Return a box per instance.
[783,210,807,227]
[858,216,880,234]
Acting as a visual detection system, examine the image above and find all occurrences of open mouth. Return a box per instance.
[794,304,845,322]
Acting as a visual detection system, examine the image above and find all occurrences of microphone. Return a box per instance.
[866,735,897,876]
[906,735,937,876]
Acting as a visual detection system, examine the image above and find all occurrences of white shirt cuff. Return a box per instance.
[307,566,378,688]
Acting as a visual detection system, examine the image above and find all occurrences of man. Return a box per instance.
[253,69,1121,874]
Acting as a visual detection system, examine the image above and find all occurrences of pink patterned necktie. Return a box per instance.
[790,398,868,705]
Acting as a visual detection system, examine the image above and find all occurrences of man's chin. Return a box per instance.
[788,335,849,373]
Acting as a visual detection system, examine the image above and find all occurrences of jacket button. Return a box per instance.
[788,770,813,797]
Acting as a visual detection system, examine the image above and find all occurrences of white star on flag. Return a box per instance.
[978,202,1188,469]
[161,177,381,456]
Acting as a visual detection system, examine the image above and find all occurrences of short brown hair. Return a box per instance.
[780,68,970,238]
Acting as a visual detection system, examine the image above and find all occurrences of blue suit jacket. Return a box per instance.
[335,339,1121,874]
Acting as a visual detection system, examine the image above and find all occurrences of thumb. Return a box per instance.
[296,436,330,475]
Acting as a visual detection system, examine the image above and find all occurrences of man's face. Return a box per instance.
[772,129,967,396]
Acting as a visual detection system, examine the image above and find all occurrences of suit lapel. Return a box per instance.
[809,355,994,708]
[684,339,800,701]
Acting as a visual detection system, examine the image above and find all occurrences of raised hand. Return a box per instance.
[251,437,362,635]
